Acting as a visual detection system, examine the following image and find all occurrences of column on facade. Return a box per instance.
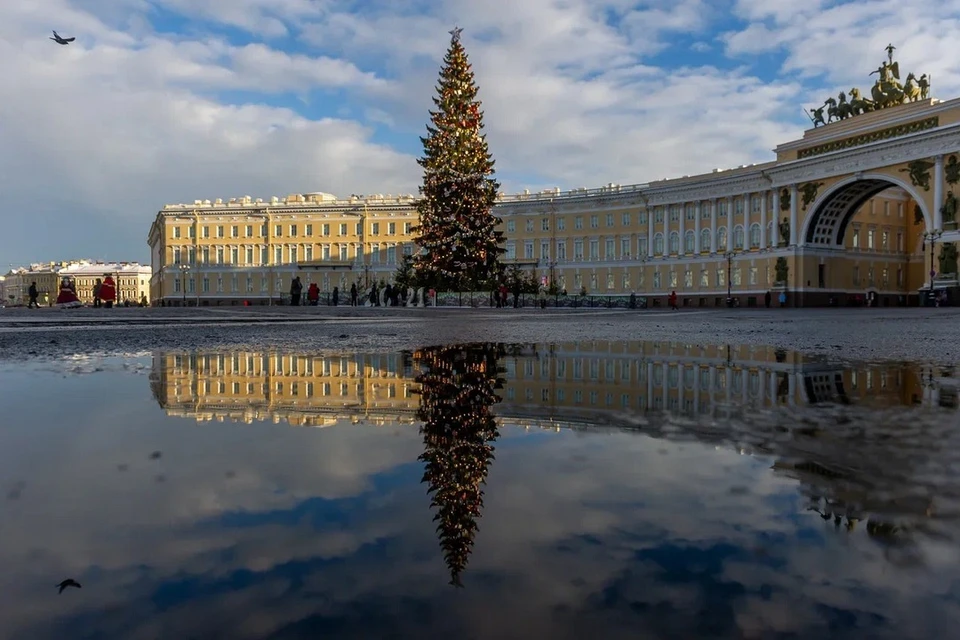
[708,366,717,413]
[647,209,654,257]
[710,199,718,254]
[662,362,669,407]
[934,154,944,231]
[771,196,780,248]
[741,368,749,405]
[694,202,702,254]
[787,370,796,406]
[743,194,750,250]
[769,370,777,406]
[757,367,766,407]
[724,365,732,403]
[727,197,734,249]
[759,191,768,250]
[678,203,686,256]
[693,370,700,413]
[789,184,799,246]
[646,361,653,411]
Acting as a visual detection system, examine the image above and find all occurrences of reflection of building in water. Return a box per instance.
[150,342,940,427]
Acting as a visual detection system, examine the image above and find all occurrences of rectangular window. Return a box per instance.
[216,225,224,238]
[340,245,349,260]
[716,268,726,287]
[305,246,313,261]
[202,226,209,238]
[231,247,238,264]
[589,239,599,260]
[622,212,631,226]
[246,247,254,264]
[216,247,224,263]
[605,238,615,258]
[388,222,396,235]
[620,238,630,259]
[231,225,238,238]
[339,223,347,235]
[275,224,282,237]
[173,226,181,239]
[507,220,515,232]
[749,266,758,285]
[590,215,599,228]
[246,225,253,237]
[289,225,297,237]
[574,240,583,260]
[557,241,566,261]
[188,226,195,238]
[305,224,313,236]
[371,222,380,235]
[540,241,550,260]
[557,217,565,231]
[541,218,550,231]
[653,271,661,289]
[524,241,534,258]
[525,219,534,232]
[605,213,614,227]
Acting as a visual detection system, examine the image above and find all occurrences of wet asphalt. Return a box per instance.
[0,305,957,364]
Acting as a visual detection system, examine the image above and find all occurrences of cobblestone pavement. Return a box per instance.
[0,305,957,363]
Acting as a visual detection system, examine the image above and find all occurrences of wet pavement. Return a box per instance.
[1,337,959,639]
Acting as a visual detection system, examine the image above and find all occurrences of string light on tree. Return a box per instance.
[412,26,505,292]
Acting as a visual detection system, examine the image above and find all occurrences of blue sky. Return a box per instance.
[2,0,959,264]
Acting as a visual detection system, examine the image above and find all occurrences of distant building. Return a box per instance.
[1,260,150,306]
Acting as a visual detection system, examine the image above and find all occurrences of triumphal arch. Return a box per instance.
[496,45,960,307]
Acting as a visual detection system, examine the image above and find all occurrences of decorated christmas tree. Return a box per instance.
[413,343,504,586]
[412,27,505,292]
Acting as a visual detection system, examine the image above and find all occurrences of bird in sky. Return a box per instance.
[57,579,81,593]
[50,31,75,45]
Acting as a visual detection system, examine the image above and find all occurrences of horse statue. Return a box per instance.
[836,91,854,120]
[903,73,922,102]
[848,87,875,115]
[823,97,839,123]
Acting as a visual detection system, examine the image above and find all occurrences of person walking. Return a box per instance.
[27,281,39,308]
[668,290,678,311]
[93,278,102,308]
[764,290,771,308]
[350,283,358,306]
[289,277,303,306]
[100,275,116,309]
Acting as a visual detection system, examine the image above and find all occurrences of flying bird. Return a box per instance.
[50,31,75,45]
[57,579,81,593]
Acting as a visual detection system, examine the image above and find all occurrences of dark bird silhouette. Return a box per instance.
[57,579,81,593]
[149,451,162,460]
[50,31,75,45]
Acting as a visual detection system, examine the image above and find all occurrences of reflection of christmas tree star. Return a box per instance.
[414,343,504,587]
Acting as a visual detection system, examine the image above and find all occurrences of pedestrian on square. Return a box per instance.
[779,291,787,307]
[668,290,678,311]
[93,278,102,308]
[100,275,116,308]
[27,282,39,308]
[350,283,358,306]
[764,291,771,308]
[307,282,319,306]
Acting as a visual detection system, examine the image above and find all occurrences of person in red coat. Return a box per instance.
[306,282,320,306]
[56,278,82,308]
[100,275,117,308]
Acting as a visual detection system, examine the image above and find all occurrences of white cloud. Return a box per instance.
[3,0,960,263]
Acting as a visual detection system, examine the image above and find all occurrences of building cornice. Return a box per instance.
[767,121,960,187]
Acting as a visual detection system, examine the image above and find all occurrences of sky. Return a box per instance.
[2,0,960,265]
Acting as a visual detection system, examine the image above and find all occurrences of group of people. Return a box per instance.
[26,275,118,309]
[288,278,422,307]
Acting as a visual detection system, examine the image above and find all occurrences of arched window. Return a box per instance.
[653,233,664,256]
[733,225,745,250]
[749,223,762,248]
[669,231,680,254]
[684,230,695,253]
[717,226,728,251]
[700,228,712,252]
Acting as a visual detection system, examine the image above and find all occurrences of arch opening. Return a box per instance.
[804,179,904,246]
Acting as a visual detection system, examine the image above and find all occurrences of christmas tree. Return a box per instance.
[413,343,504,587]
[412,27,505,292]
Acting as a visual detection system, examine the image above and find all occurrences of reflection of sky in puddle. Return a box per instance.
[0,342,958,639]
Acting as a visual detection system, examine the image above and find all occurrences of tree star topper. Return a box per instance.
[449,26,463,42]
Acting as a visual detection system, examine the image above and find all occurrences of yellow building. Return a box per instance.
[59,262,152,306]
[146,49,960,307]
[146,192,419,305]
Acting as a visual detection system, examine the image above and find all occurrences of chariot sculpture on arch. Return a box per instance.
[808,44,930,126]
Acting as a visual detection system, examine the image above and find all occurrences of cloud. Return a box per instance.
[3,0,960,264]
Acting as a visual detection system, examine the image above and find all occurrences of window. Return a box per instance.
[525,219,534,232]
[245,225,253,237]
[669,206,680,222]
[881,230,889,250]
[355,222,362,235]
[684,230,695,253]
[524,241,534,258]
[574,240,583,260]
[388,222,396,235]
[202,277,210,293]
[231,247,238,264]
[654,233,664,255]
[305,245,313,261]
[622,212,631,226]
[605,213,614,227]
[541,241,550,260]
[541,218,550,231]
[188,226,195,239]
[290,246,298,263]
[669,271,677,288]
[201,247,209,264]
[732,266,742,286]
[339,223,347,235]
[322,245,330,260]
[305,224,313,236]
[506,242,516,259]
[669,231,680,254]
[216,225,224,238]
[387,246,397,263]
[274,246,282,264]
[246,247,254,264]
[246,275,253,293]
[173,247,181,264]
[589,239,599,260]
[557,217,565,231]
[733,225,744,249]
[716,268,726,287]
[622,270,630,289]
[607,272,615,289]
[621,237,630,259]
[173,226,181,239]
[557,241,566,261]
[749,223,761,248]
[274,224,282,237]
[403,222,412,234]
[371,222,380,235]
[289,225,297,237]
[638,236,647,257]
[340,245,348,261]
[749,267,758,285]
[216,247,224,263]
[202,226,210,238]
[686,205,696,221]
[701,229,711,252]
[575,216,583,229]
[852,227,860,248]
[867,228,875,249]
[590,215,599,228]
[507,220,515,232]
[231,225,238,238]
[605,238,615,259]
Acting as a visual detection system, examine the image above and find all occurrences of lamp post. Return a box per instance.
[178,263,191,306]
[922,229,943,304]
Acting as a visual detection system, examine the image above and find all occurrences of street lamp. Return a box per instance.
[178,263,191,306]
[922,229,943,304]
